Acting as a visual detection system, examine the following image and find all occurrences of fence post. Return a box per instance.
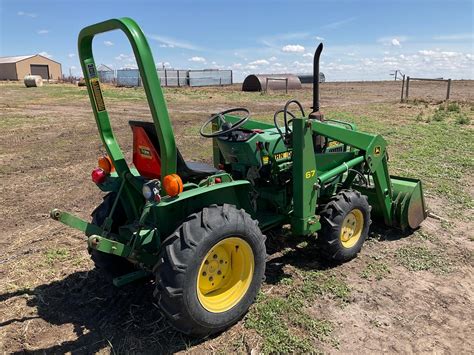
[400,74,405,102]
[446,79,452,100]
[177,70,180,87]
[405,76,410,101]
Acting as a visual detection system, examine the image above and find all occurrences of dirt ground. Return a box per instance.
[0,80,473,353]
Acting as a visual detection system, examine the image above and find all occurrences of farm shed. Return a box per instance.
[242,74,302,92]
[0,54,62,81]
[298,72,326,83]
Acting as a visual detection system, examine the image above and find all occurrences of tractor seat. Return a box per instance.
[128,120,218,182]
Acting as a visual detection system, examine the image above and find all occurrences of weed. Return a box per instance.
[455,113,470,125]
[396,246,451,273]
[415,111,424,121]
[432,109,447,122]
[44,248,69,264]
[360,261,390,280]
[446,102,460,113]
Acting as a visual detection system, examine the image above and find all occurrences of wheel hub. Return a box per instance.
[340,209,364,248]
[197,237,254,313]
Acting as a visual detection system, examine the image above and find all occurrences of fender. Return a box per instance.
[149,180,253,237]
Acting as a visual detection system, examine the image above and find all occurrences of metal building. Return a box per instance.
[0,54,62,81]
[242,74,302,92]
[97,64,115,83]
[297,72,326,84]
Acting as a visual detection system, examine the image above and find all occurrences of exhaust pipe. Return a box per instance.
[311,43,323,114]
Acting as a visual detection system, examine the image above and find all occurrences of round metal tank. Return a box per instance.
[242,74,302,91]
[24,75,43,88]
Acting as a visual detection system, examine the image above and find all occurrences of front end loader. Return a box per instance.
[50,18,427,336]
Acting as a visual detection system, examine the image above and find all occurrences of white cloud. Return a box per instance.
[268,56,277,61]
[322,17,356,30]
[39,51,52,59]
[159,44,175,48]
[17,11,37,18]
[433,33,474,41]
[188,56,206,63]
[282,44,305,53]
[303,53,313,58]
[391,38,401,47]
[115,54,128,61]
[37,29,49,35]
[148,34,202,50]
[315,36,325,41]
[68,53,75,58]
[104,41,114,46]
[248,59,269,65]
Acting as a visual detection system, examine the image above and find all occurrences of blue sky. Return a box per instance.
[1,0,473,81]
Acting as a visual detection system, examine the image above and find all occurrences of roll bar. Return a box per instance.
[78,17,177,179]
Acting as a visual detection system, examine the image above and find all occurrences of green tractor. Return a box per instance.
[51,18,427,336]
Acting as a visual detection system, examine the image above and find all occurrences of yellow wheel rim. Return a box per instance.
[197,237,254,313]
[340,209,364,248]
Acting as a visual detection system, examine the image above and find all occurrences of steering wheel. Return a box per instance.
[200,108,250,138]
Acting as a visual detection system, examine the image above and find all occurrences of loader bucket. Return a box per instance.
[390,176,427,230]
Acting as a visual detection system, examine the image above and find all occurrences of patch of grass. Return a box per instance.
[416,230,437,241]
[360,261,390,280]
[300,272,351,303]
[245,292,335,353]
[44,248,69,265]
[396,245,451,273]
[245,294,314,353]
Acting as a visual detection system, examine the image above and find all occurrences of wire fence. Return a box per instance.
[113,68,232,87]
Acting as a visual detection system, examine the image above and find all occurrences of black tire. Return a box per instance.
[153,204,266,336]
[318,189,371,262]
[90,193,135,279]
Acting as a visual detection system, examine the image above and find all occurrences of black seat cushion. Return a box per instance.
[129,120,218,181]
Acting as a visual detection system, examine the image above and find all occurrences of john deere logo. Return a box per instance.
[374,146,381,156]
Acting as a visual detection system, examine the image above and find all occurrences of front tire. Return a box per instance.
[318,189,371,262]
[153,204,266,336]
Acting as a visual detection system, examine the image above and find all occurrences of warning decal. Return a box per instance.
[90,78,106,112]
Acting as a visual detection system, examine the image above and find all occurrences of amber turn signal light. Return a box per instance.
[98,155,114,174]
[163,174,183,197]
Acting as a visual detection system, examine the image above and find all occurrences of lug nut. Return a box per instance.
[213,254,217,259]
[217,270,222,275]
[202,272,207,276]
[209,276,213,281]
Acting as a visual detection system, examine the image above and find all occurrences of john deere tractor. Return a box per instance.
[51,18,427,336]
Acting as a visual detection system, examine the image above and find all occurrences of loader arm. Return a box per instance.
[291,117,426,235]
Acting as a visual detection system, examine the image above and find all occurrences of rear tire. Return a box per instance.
[90,193,135,279]
[153,204,266,336]
[318,189,371,262]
